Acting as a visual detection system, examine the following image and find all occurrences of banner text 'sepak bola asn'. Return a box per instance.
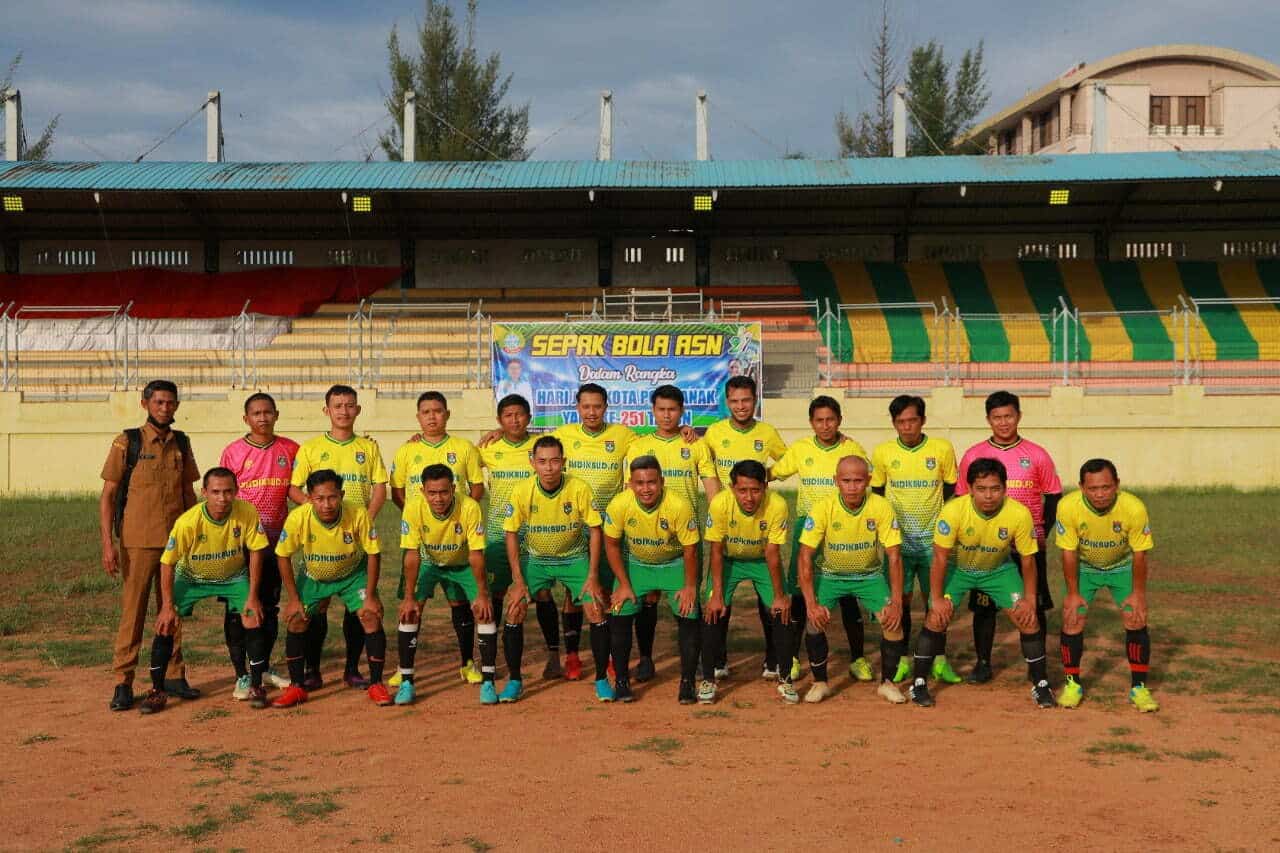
[491,321,764,431]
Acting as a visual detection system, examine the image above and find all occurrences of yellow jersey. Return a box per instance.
[479,435,537,543]
[1054,490,1153,571]
[623,433,716,515]
[934,496,1037,574]
[553,423,636,512]
[704,489,790,560]
[400,494,487,568]
[770,434,868,516]
[503,475,602,560]
[389,434,484,503]
[870,435,958,555]
[603,488,700,565]
[703,418,787,486]
[162,500,270,583]
[276,501,381,582]
[291,434,388,508]
[799,493,901,576]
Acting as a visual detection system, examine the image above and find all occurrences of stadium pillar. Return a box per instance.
[696,90,709,161]
[206,90,223,163]
[597,237,613,288]
[695,236,710,288]
[1020,114,1033,155]
[1092,83,1108,153]
[403,90,416,162]
[1059,92,1072,143]
[598,90,613,161]
[400,238,415,289]
[892,87,906,158]
[204,239,219,274]
[3,239,18,274]
[2,89,20,161]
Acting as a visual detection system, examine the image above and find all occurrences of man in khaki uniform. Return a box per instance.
[99,380,200,711]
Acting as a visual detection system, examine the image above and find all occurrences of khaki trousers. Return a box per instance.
[112,547,184,684]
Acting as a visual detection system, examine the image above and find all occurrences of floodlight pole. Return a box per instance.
[206,90,223,163]
[403,90,416,162]
[598,90,613,161]
[696,90,709,161]
[892,87,906,158]
[3,89,21,161]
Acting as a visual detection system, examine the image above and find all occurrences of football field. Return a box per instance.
[1,489,1277,851]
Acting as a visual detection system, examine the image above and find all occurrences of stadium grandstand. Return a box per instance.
[1,150,1279,399]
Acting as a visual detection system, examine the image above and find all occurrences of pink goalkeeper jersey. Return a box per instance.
[219,435,300,542]
[955,437,1062,540]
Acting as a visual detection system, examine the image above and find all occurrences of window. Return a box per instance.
[1124,241,1185,260]
[665,247,685,263]
[425,248,487,265]
[521,247,584,264]
[724,246,783,263]
[233,248,294,267]
[1222,240,1280,258]
[623,247,643,264]
[130,248,191,268]
[1149,96,1170,127]
[1018,242,1079,260]
[921,243,984,262]
[1181,96,1205,128]
[33,248,96,268]
[327,248,389,266]
[999,129,1016,155]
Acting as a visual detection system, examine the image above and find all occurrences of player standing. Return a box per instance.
[288,384,388,691]
[796,455,907,704]
[908,458,1055,709]
[956,391,1062,684]
[870,395,959,684]
[218,392,298,698]
[395,465,497,705]
[139,468,270,713]
[700,460,794,704]
[604,456,702,703]
[272,470,389,708]
[622,385,720,682]
[769,395,867,683]
[501,436,609,702]
[388,391,486,687]
[1055,459,1158,712]
[702,376,787,680]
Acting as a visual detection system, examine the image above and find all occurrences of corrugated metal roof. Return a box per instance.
[0,150,1277,192]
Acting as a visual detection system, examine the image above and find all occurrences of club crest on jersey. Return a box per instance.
[998,527,1009,540]
[805,457,814,466]
[1019,457,1031,469]
[447,452,457,464]
[937,520,951,535]
[276,455,288,468]
[355,452,367,464]
[926,457,937,470]
[504,503,515,517]
[1113,521,1124,533]
[233,526,241,538]
[242,458,254,470]
[832,521,843,531]
[166,536,176,550]
[320,452,330,462]
[1056,521,1066,535]
[401,520,410,535]
[343,532,354,544]
[605,441,616,453]
[563,502,573,515]
[759,520,768,531]
[197,533,207,543]
[866,519,877,532]
[413,455,422,465]
[721,439,730,448]
[627,517,637,527]
[706,514,715,527]
[754,440,764,452]
[659,518,669,530]
[454,523,463,535]
[803,517,815,531]
[680,447,691,459]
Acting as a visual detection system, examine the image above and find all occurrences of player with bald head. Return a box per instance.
[796,455,907,704]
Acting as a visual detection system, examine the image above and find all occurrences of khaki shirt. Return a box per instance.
[101,422,200,548]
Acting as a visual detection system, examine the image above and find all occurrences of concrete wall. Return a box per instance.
[2,386,1275,495]
[416,239,595,290]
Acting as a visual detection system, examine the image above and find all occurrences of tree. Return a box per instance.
[378,0,529,161]
[835,0,897,158]
[904,40,989,155]
[0,53,58,161]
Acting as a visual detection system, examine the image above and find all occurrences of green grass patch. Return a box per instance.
[67,828,134,850]
[250,790,343,824]
[0,671,49,688]
[1083,740,1161,761]
[692,709,731,719]
[175,816,221,842]
[1216,705,1280,715]
[626,736,682,757]
[21,732,56,745]
[462,837,494,852]
[1167,749,1228,762]
[1107,726,1135,736]
[191,708,232,723]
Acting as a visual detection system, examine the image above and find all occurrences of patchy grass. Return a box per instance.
[175,816,221,842]
[1083,740,1161,761]
[462,837,494,852]
[626,736,682,757]
[21,732,56,745]
[692,709,731,719]
[191,708,232,723]
[1167,749,1228,762]
[0,671,49,688]
[250,790,343,824]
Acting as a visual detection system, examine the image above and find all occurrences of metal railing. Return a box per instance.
[346,300,486,392]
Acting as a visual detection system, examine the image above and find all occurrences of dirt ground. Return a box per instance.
[3,627,1277,853]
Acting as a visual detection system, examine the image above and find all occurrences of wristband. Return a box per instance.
[943,593,953,601]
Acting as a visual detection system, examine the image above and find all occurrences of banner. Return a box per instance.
[491,321,764,430]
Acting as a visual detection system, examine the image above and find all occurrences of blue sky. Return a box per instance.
[4,0,1279,162]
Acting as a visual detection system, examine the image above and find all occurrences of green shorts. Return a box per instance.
[707,556,788,606]
[814,571,892,615]
[884,551,934,603]
[524,554,597,605]
[404,563,478,602]
[483,540,513,595]
[297,563,369,615]
[614,556,697,619]
[175,572,249,617]
[942,563,1025,612]
[1078,561,1134,612]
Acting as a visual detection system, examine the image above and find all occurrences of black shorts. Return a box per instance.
[969,548,1053,612]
